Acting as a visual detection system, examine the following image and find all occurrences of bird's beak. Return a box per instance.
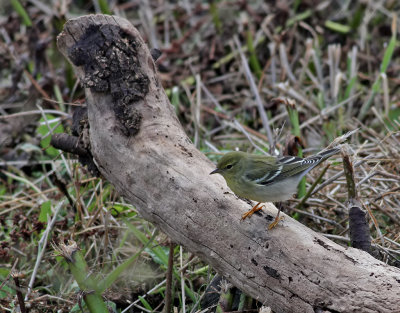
[210,168,221,175]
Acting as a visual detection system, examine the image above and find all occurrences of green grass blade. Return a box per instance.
[380,19,397,73]
[139,295,153,311]
[246,31,262,79]
[210,1,222,34]
[358,16,397,120]
[98,0,112,15]
[123,218,169,266]
[11,0,32,26]
[39,200,52,223]
[286,9,312,27]
[325,20,350,33]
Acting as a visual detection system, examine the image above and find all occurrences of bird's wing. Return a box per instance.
[243,157,283,186]
[244,155,325,186]
[243,149,338,186]
[275,155,321,181]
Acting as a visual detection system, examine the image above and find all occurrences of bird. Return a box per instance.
[210,147,341,229]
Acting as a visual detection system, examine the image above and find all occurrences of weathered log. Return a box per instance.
[56,15,400,313]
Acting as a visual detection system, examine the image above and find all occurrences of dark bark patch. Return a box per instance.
[264,214,274,222]
[343,253,357,265]
[178,144,193,157]
[68,24,149,137]
[263,265,280,279]
[314,238,331,251]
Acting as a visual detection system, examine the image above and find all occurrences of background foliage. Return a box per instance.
[0,1,399,312]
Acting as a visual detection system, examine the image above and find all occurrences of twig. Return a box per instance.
[233,35,274,151]
[359,172,400,188]
[164,241,176,313]
[275,82,319,114]
[12,271,27,313]
[0,258,18,292]
[279,43,296,84]
[51,173,77,212]
[25,199,65,300]
[193,74,201,148]
[342,149,357,199]
[37,103,73,178]
[370,202,400,226]
[233,120,267,154]
[202,106,269,142]
[363,201,385,247]
[322,234,350,243]
[28,293,75,305]
[347,46,358,119]
[374,186,400,201]
[299,93,361,130]
[291,207,344,228]
[0,109,70,120]
[180,245,186,313]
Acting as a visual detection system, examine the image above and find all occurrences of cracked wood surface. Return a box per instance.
[57,14,400,313]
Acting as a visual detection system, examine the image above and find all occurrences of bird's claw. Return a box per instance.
[241,202,264,220]
[268,216,284,230]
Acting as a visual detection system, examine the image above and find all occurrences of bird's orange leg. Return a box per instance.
[241,202,265,220]
[268,203,284,229]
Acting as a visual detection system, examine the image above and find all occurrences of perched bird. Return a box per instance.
[210,147,341,229]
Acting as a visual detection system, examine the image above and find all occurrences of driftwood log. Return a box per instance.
[56,15,400,313]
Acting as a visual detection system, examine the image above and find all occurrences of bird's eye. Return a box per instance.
[226,164,233,169]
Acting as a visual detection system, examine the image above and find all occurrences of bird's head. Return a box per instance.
[210,151,245,180]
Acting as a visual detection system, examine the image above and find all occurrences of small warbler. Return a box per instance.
[210,147,341,229]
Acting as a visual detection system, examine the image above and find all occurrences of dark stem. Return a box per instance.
[12,273,27,313]
[164,241,175,313]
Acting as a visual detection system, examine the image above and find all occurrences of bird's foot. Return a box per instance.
[268,215,284,230]
[241,202,265,220]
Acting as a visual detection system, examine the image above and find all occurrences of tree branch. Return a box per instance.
[56,14,400,313]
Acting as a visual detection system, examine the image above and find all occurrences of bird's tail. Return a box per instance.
[316,146,341,160]
[306,146,341,165]
[289,146,342,183]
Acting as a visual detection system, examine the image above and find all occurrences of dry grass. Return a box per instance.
[0,1,399,312]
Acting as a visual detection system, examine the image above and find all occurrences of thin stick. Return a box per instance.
[202,106,269,142]
[25,200,65,300]
[12,272,27,313]
[0,258,18,292]
[342,151,357,199]
[0,109,70,120]
[164,241,175,313]
[180,245,186,313]
[234,36,274,151]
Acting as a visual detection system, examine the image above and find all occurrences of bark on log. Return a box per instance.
[56,15,400,313]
